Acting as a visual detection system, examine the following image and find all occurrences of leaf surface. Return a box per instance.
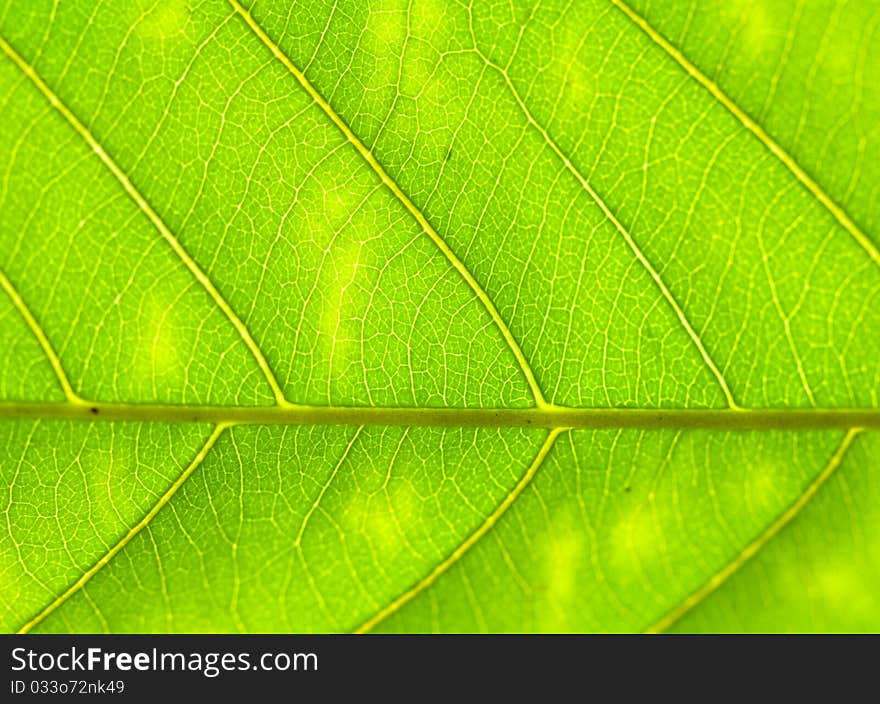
[1,0,878,633]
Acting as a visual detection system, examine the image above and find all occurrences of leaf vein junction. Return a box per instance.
[227,0,548,408]
[0,268,80,402]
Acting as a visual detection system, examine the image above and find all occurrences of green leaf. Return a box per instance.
[1,0,878,633]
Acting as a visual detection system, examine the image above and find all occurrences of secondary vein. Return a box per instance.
[475,51,738,409]
[16,424,228,634]
[646,428,861,633]
[611,0,880,270]
[0,268,81,402]
[0,34,289,406]
[227,0,549,408]
[355,427,564,633]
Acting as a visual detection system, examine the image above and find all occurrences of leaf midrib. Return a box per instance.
[0,400,878,429]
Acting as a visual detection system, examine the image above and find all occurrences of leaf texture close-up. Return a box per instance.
[1,0,879,634]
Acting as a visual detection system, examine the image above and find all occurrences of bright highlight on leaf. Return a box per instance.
[0,0,878,634]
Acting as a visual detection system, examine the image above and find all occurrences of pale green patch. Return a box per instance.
[136,0,191,40]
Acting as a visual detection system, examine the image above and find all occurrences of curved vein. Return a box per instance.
[0,268,80,402]
[0,35,289,406]
[227,0,548,408]
[612,0,880,269]
[355,428,563,633]
[17,424,227,634]
[481,57,738,409]
[647,428,861,633]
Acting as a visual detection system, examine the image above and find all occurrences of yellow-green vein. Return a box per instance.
[17,424,228,634]
[612,0,880,270]
[0,268,80,402]
[355,428,563,633]
[477,53,739,409]
[646,428,861,633]
[0,35,289,406]
[227,0,548,409]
